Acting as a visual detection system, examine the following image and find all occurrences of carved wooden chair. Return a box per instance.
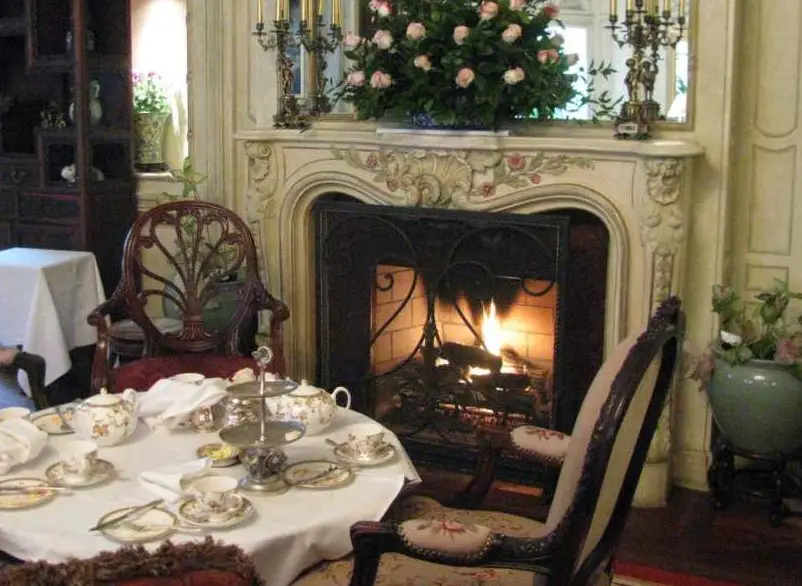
[293,297,683,586]
[88,201,289,393]
[0,346,46,410]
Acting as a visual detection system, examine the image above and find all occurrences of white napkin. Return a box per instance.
[138,458,212,502]
[136,377,229,429]
[0,418,47,475]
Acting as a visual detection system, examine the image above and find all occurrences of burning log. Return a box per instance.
[440,342,502,372]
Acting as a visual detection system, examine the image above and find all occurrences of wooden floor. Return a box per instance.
[417,468,802,586]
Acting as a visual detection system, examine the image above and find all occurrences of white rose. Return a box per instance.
[413,55,432,71]
[406,22,426,40]
[346,70,365,86]
[376,1,391,17]
[343,34,362,48]
[502,67,525,85]
[453,25,470,45]
[370,70,393,88]
[372,29,393,50]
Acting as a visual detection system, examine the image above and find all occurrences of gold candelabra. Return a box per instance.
[253,0,343,128]
[606,0,686,139]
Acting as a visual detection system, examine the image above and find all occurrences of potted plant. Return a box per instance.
[159,157,244,334]
[690,281,802,455]
[339,0,616,129]
[133,71,171,171]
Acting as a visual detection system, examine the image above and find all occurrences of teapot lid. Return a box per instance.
[85,388,121,406]
[291,379,321,396]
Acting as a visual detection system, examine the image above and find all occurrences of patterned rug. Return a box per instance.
[613,561,742,586]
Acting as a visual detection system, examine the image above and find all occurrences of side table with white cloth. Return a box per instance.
[0,248,106,395]
[0,409,420,586]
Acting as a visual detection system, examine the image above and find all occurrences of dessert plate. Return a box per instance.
[98,506,177,543]
[177,495,255,529]
[45,459,115,488]
[333,442,397,467]
[197,443,241,468]
[0,478,58,510]
[283,460,354,489]
[30,404,76,435]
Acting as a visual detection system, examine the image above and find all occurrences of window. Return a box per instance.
[550,25,590,120]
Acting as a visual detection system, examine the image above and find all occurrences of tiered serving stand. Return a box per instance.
[220,347,306,494]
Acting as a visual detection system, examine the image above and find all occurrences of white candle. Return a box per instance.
[256,0,263,24]
[610,0,617,18]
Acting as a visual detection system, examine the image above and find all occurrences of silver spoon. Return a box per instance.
[54,405,73,433]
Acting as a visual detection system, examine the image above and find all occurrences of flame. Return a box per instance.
[468,301,507,377]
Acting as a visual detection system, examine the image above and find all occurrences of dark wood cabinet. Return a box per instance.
[0,0,136,294]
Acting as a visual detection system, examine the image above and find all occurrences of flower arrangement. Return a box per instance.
[690,281,802,385]
[132,71,171,114]
[339,0,580,129]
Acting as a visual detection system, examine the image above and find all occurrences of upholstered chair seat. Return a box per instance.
[510,425,571,466]
[109,354,260,392]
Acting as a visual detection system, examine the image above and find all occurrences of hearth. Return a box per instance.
[314,198,608,485]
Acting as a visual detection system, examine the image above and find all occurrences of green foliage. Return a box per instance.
[339,0,578,129]
[132,72,171,114]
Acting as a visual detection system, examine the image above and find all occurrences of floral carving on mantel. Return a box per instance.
[640,158,686,306]
[330,146,594,208]
[245,141,277,220]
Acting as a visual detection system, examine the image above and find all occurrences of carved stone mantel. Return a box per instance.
[235,123,703,507]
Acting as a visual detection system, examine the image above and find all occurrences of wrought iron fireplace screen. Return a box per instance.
[314,201,572,480]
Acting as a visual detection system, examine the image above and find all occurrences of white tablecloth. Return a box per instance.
[0,248,106,394]
[0,409,420,586]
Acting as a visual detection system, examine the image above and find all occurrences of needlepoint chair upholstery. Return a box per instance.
[88,201,289,393]
[293,297,683,586]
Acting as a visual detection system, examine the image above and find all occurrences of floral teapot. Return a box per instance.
[267,380,351,436]
[69,388,138,447]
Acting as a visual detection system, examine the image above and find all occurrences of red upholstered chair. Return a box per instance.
[0,538,264,585]
[88,201,289,393]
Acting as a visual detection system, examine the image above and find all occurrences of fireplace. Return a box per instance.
[314,198,608,484]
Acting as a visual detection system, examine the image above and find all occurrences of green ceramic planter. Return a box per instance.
[708,356,802,455]
[134,111,171,170]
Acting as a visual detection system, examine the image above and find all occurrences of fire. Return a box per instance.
[469,300,509,377]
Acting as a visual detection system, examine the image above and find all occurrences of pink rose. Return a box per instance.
[502,24,522,43]
[507,154,525,170]
[502,66,525,85]
[453,25,470,45]
[479,1,499,20]
[376,1,391,17]
[343,34,362,48]
[537,49,559,64]
[413,55,432,71]
[372,29,393,50]
[455,67,475,88]
[551,34,564,47]
[406,22,426,40]
[542,3,559,19]
[508,0,526,10]
[368,0,380,11]
[346,70,365,86]
[370,70,392,89]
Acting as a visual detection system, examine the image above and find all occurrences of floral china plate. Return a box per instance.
[333,442,397,467]
[177,494,255,529]
[30,404,76,435]
[98,506,178,543]
[283,460,354,489]
[45,459,115,488]
[0,478,59,510]
[196,443,241,468]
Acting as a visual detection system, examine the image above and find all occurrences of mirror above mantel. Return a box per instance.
[254,0,693,127]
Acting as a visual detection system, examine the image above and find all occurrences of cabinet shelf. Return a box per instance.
[0,17,25,37]
[36,127,131,142]
[28,53,129,73]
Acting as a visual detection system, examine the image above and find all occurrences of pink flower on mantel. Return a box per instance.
[370,71,393,89]
[413,55,432,71]
[456,67,475,88]
[508,0,526,11]
[479,1,499,20]
[346,70,365,86]
[530,173,542,184]
[368,0,381,11]
[376,1,392,17]
[507,153,525,171]
[365,153,379,168]
[406,22,426,40]
[372,29,393,50]
[453,25,470,45]
[502,23,522,43]
[343,33,362,48]
[537,49,560,64]
[542,3,559,19]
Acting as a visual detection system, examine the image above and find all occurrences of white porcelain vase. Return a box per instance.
[70,388,138,447]
[267,380,351,436]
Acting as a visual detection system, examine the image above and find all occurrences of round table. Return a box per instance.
[0,409,419,586]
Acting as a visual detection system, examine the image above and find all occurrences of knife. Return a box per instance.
[90,499,164,532]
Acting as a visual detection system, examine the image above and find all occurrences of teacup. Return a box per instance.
[344,425,388,458]
[58,440,99,480]
[190,475,240,515]
[171,373,206,385]
[0,407,31,422]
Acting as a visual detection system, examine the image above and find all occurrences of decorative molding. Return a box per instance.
[245,141,278,220]
[640,158,685,307]
[330,146,595,208]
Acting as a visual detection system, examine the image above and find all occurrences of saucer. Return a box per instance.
[45,459,115,488]
[30,404,76,435]
[196,443,241,468]
[177,495,255,528]
[0,478,58,510]
[98,506,177,543]
[333,442,397,467]
[283,460,354,489]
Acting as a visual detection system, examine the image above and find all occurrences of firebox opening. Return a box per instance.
[314,196,609,487]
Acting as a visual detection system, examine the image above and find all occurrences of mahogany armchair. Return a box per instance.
[87,201,289,393]
[293,297,683,586]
